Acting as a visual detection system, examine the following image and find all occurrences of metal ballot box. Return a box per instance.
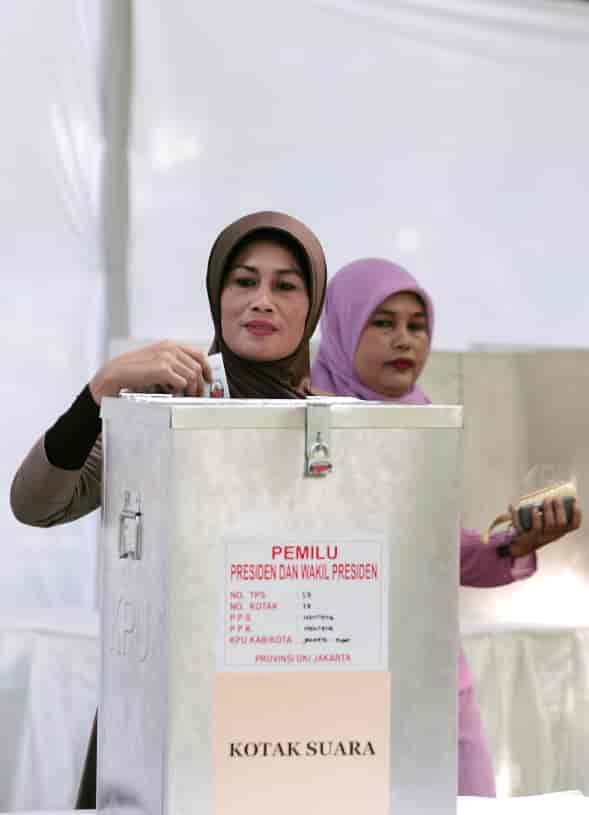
[99,397,463,815]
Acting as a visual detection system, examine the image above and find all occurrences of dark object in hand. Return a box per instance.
[517,496,575,532]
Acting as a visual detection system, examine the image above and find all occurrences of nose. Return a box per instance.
[391,323,411,349]
[251,281,275,312]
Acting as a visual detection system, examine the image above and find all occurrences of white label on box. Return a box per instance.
[218,537,388,672]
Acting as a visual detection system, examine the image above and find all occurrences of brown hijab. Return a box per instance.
[207,211,327,398]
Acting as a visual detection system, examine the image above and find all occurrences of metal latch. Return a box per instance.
[305,402,333,477]
[119,490,142,560]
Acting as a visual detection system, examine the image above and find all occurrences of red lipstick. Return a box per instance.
[245,320,277,336]
[389,358,414,371]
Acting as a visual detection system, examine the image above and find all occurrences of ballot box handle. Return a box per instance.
[118,490,143,560]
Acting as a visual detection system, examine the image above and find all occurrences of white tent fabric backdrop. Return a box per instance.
[0,611,98,811]
[130,0,589,348]
[1,2,105,610]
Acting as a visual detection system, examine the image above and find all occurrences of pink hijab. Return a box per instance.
[311,258,434,404]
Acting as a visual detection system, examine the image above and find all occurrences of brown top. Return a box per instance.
[10,435,102,527]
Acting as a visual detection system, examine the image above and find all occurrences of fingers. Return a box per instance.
[541,498,556,531]
[105,341,214,397]
[152,342,213,396]
[158,350,203,397]
[160,370,190,393]
[531,504,543,534]
[173,349,210,396]
[510,496,582,556]
[177,345,213,384]
[543,498,576,532]
[555,498,582,532]
[552,497,567,528]
[570,500,582,531]
[136,359,188,394]
[537,497,583,544]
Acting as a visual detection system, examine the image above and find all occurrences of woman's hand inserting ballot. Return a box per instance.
[89,340,213,403]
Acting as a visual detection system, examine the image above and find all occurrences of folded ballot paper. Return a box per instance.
[458,791,589,814]
[203,352,230,398]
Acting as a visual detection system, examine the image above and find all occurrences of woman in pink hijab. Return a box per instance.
[311,258,582,797]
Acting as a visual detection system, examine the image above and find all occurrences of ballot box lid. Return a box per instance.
[101,395,463,431]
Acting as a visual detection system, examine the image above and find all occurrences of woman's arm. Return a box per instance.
[10,386,103,526]
[460,527,536,588]
[10,435,103,527]
[10,341,213,528]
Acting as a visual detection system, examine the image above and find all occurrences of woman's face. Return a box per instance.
[220,239,310,361]
[353,291,429,398]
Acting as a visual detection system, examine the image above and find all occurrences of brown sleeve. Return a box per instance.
[10,435,103,527]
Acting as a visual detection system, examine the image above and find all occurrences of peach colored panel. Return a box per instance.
[214,671,390,815]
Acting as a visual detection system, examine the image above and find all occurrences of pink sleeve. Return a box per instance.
[460,527,536,588]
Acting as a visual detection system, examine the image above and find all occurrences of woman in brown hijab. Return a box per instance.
[207,210,325,398]
[11,210,326,526]
[9,210,327,806]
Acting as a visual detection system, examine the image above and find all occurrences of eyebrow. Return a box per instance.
[373,307,427,318]
[230,264,304,277]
